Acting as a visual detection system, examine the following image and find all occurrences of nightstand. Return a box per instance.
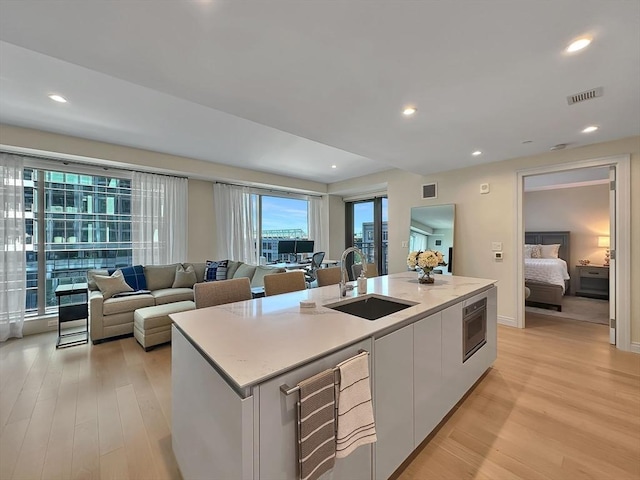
[575,265,609,300]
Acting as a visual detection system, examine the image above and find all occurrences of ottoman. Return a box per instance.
[134,300,196,351]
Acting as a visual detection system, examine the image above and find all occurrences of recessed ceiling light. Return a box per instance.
[402,106,417,116]
[48,94,67,103]
[472,151,482,156]
[582,125,598,133]
[331,165,337,169]
[566,36,592,53]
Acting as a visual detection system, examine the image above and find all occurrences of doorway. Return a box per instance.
[345,197,388,279]
[516,155,631,350]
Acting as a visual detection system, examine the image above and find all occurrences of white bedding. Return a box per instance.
[524,258,570,293]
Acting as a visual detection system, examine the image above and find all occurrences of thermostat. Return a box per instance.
[480,183,490,194]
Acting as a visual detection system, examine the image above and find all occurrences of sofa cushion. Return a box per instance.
[134,300,196,330]
[152,288,194,305]
[226,260,243,279]
[205,260,228,282]
[144,264,180,290]
[233,263,256,280]
[184,262,206,283]
[93,270,134,299]
[87,269,109,291]
[172,264,197,288]
[250,266,286,288]
[108,265,147,291]
[102,293,155,315]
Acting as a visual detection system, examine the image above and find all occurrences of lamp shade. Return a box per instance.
[597,236,610,248]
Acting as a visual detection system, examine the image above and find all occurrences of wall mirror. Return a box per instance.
[409,204,455,275]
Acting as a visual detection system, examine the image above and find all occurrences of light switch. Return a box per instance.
[492,242,502,251]
[401,240,408,248]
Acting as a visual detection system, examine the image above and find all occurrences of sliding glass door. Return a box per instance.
[345,197,388,278]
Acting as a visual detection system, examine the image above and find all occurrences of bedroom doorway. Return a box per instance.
[516,155,631,351]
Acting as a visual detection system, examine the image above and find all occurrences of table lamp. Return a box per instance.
[597,236,610,266]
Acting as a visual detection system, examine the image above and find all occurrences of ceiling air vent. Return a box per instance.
[567,87,603,105]
[422,183,437,199]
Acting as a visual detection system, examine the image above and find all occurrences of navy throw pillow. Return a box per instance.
[108,265,147,291]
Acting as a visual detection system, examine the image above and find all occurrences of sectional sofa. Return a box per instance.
[87,261,284,344]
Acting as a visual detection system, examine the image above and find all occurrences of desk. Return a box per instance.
[272,260,339,270]
[55,282,88,348]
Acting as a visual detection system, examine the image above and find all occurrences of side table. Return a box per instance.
[55,282,89,348]
[575,265,609,300]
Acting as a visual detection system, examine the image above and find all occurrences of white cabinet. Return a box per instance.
[442,287,497,409]
[413,312,444,446]
[258,339,373,480]
[172,327,254,480]
[374,324,414,480]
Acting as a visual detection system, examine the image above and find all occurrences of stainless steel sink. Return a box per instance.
[325,294,417,321]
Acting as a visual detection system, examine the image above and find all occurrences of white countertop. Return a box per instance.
[171,272,495,390]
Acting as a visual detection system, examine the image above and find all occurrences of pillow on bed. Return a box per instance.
[524,244,541,259]
[540,244,561,259]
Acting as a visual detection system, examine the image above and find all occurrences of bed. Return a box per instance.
[524,231,571,312]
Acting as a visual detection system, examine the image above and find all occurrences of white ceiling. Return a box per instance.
[1,1,639,185]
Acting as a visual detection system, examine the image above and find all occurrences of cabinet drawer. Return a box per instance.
[580,268,609,279]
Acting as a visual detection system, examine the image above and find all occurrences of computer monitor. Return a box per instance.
[295,240,314,254]
[277,240,296,254]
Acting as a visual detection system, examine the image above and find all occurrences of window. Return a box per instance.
[24,166,132,315]
[256,195,310,262]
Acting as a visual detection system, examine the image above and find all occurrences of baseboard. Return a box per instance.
[630,342,640,354]
[498,315,517,327]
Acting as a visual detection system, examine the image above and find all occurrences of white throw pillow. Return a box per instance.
[524,244,542,259]
[93,269,133,299]
[540,244,561,258]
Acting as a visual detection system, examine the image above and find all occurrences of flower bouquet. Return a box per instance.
[407,250,445,284]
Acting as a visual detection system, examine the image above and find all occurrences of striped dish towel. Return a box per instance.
[298,369,336,480]
[336,352,377,458]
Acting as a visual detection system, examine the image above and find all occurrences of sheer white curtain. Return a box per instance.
[213,183,257,264]
[132,172,188,265]
[1,153,26,342]
[308,196,328,254]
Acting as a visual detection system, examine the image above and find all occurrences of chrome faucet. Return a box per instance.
[339,246,368,297]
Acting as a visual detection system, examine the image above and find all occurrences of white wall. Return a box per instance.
[330,136,640,344]
[524,184,610,291]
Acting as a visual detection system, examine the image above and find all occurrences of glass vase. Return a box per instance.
[418,269,435,284]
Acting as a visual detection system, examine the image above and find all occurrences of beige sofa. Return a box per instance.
[88,261,284,344]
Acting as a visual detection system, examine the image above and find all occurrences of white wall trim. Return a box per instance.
[630,342,640,354]
[524,178,608,192]
[516,154,632,352]
[498,316,517,327]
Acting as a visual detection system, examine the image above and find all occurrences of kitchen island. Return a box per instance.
[171,272,497,480]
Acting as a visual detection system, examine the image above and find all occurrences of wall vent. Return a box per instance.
[422,183,437,199]
[567,87,603,105]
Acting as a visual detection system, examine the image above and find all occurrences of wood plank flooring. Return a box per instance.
[1,313,638,480]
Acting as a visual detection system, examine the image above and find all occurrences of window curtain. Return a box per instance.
[1,153,26,342]
[308,196,328,254]
[213,183,257,264]
[131,172,188,265]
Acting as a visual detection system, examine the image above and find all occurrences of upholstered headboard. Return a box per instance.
[525,231,570,263]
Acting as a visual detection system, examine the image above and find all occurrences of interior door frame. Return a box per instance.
[515,154,631,351]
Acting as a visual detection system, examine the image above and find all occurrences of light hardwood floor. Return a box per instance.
[1,314,639,480]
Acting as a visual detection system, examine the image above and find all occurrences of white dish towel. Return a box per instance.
[335,352,377,458]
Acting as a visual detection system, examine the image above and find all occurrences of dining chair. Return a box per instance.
[351,263,379,280]
[194,277,252,308]
[316,267,342,287]
[263,270,307,296]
